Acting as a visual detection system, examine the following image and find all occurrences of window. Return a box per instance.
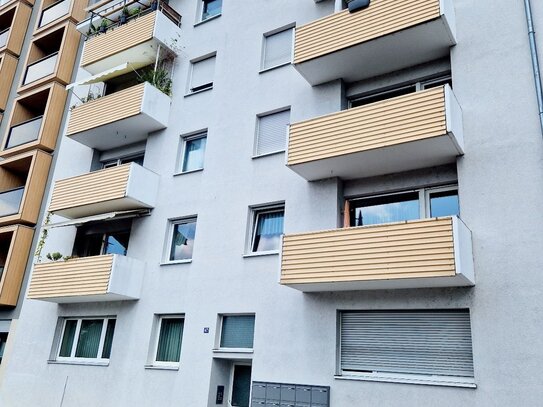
[339,310,475,386]
[153,316,184,365]
[167,217,197,262]
[219,315,255,349]
[250,204,284,253]
[180,133,207,173]
[201,0,222,21]
[0,332,7,363]
[57,318,116,362]
[261,27,293,71]
[348,186,459,227]
[189,55,216,93]
[255,109,290,156]
[102,153,144,169]
[72,219,132,257]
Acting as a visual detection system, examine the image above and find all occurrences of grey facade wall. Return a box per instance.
[1,0,543,406]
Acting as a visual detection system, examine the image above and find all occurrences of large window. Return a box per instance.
[153,316,184,366]
[250,204,284,253]
[348,186,459,227]
[57,318,116,362]
[189,54,216,93]
[72,219,132,257]
[261,27,293,71]
[219,315,255,349]
[180,133,207,173]
[339,310,475,386]
[167,217,197,262]
[201,0,222,21]
[255,109,290,157]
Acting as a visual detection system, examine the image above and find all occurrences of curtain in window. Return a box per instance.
[183,137,206,172]
[156,318,184,362]
[220,315,255,349]
[253,211,283,252]
[170,221,196,261]
[101,319,116,359]
[59,320,77,357]
[75,320,103,358]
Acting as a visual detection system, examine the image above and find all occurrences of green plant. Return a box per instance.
[35,212,51,262]
[129,6,141,16]
[45,252,73,262]
[138,68,173,96]
[122,6,129,15]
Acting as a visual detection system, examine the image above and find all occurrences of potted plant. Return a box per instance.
[129,6,141,17]
[120,6,129,24]
[99,19,108,33]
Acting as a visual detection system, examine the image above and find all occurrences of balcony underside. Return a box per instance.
[288,133,461,181]
[295,17,455,86]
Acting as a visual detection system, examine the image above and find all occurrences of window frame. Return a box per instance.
[163,216,198,264]
[178,132,207,174]
[246,203,285,255]
[424,185,460,219]
[198,0,222,23]
[215,314,256,353]
[253,107,291,158]
[56,317,116,364]
[260,24,295,73]
[187,53,216,95]
[151,315,185,368]
[101,153,145,169]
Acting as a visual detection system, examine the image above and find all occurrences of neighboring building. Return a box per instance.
[0,0,84,380]
[1,0,543,406]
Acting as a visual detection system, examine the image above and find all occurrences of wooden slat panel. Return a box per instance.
[294,0,440,64]
[66,82,145,135]
[28,255,114,298]
[49,163,131,213]
[0,52,18,111]
[81,11,156,67]
[280,218,456,285]
[288,87,446,165]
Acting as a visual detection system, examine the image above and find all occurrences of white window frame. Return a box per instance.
[260,24,295,72]
[151,314,185,368]
[178,132,207,174]
[196,0,222,24]
[56,317,115,364]
[246,203,285,256]
[187,53,216,95]
[214,314,256,353]
[424,185,460,219]
[163,216,197,264]
[101,153,145,169]
[253,107,290,158]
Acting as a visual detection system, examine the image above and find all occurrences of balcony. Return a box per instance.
[1,82,67,157]
[0,1,32,56]
[19,21,80,91]
[294,0,456,85]
[0,150,52,226]
[49,162,159,219]
[0,52,17,111]
[28,254,145,303]
[67,82,170,150]
[0,225,34,306]
[287,85,463,181]
[281,217,474,292]
[78,5,182,75]
[35,0,87,34]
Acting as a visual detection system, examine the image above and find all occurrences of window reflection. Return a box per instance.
[430,190,459,217]
[351,192,419,227]
[170,220,197,261]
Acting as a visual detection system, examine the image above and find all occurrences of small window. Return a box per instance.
[57,318,116,362]
[250,205,284,253]
[154,316,184,365]
[189,55,216,93]
[261,27,293,71]
[201,0,222,21]
[350,192,420,227]
[421,75,452,90]
[167,217,197,262]
[350,85,416,108]
[255,109,290,156]
[219,315,255,349]
[339,310,474,384]
[180,133,207,173]
[102,153,145,169]
[429,189,459,218]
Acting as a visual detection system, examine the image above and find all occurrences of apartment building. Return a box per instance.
[1,0,543,405]
[0,0,84,378]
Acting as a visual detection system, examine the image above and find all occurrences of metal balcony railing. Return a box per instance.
[6,116,43,149]
[22,52,58,85]
[39,0,70,28]
[0,187,24,218]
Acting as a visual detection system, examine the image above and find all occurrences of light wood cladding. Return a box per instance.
[81,11,156,68]
[0,225,34,306]
[0,150,53,226]
[281,218,456,285]
[19,21,81,92]
[67,82,145,136]
[0,52,17,111]
[34,0,88,35]
[288,87,446,166]
[1,82,67,157]
[49,163,131,213]
[28,255,114,299]
[0,1,31,56]
[294,0,440,64]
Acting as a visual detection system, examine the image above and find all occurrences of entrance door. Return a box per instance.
[230,364,252,407]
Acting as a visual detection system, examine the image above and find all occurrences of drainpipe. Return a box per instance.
[523,0,543,136]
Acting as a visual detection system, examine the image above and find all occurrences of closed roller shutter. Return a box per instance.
[256,109,290,156]
[340,310,474,378]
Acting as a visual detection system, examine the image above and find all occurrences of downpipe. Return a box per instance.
[523,0,543,137]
